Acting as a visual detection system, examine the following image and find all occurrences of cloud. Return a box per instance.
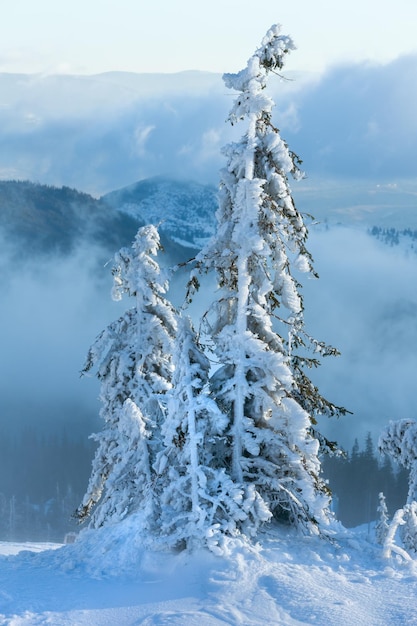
[1,58,416,194]
[133,124,155,157]
[279,54,417,180]
[304,226,417,451]
[0,73,233,193]
[0,236,123,435]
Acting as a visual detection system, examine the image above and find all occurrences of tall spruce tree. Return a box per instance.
[189,24,344,535]
[76,225,177,529]
[77,24,345,548]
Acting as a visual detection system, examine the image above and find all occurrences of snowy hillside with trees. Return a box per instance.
[103,177,217,249]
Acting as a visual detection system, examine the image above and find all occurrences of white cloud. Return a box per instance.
[281,55,417,180]
[305,226,417,450]
[0,237,123,434]
[1,56,416,195]
[133,124,155,157]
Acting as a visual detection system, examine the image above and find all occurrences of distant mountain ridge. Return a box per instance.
[0,180,140,257]
[2,177,416,266]
[102,177,217,248]
[0,178,218,263]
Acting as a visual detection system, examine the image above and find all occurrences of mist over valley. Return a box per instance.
[1,60,417,538]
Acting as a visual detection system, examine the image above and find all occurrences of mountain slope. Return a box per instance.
[0,180,141,257]
[102,176,217,248]
[0,179,199,263]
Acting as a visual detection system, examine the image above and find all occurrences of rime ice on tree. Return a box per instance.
[379,419,417,554]
[375,492,390,545]
[76,225,177,530]
[156,316,265,551]
[78,24,346,549]
[189,24,344,535]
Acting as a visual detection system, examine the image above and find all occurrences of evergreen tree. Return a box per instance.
[77,24,346,549]
[188,24,344,535]
[156,316,265,550]
[400,502,417,553]
[76,225,177,529]
[379,419,417,552]
[379,420,417,505]
[375,492,389,545]
[351,438,360,461]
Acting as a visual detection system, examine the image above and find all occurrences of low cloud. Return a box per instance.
[304,226,417,451]
[1,58,416,193]
[1,220,416,455]
[280,54,417,180]
[0,237,123,435]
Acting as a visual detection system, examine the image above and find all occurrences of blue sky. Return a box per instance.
[1,0,417,75]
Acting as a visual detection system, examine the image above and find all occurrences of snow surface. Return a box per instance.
[1,522,417,625]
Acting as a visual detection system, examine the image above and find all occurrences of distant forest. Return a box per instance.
[369,225,417,249]
[0,430,407,541]
[0,429,94,542]
[322,433,408,528]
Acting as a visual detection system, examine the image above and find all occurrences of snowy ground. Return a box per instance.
[1,521,417,625]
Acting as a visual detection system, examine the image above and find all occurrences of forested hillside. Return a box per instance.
[0,180,139,256]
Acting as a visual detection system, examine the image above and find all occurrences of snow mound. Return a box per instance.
[2,521,417,625]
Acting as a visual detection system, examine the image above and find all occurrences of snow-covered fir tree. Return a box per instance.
[400,502,417,554]
[155,315,265,551]
[379,419,417,553]
[75,225,177,530]
[188,24,344,535]
[375,492,390,545]
[77,24,346,549]
[379,420,417,506]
